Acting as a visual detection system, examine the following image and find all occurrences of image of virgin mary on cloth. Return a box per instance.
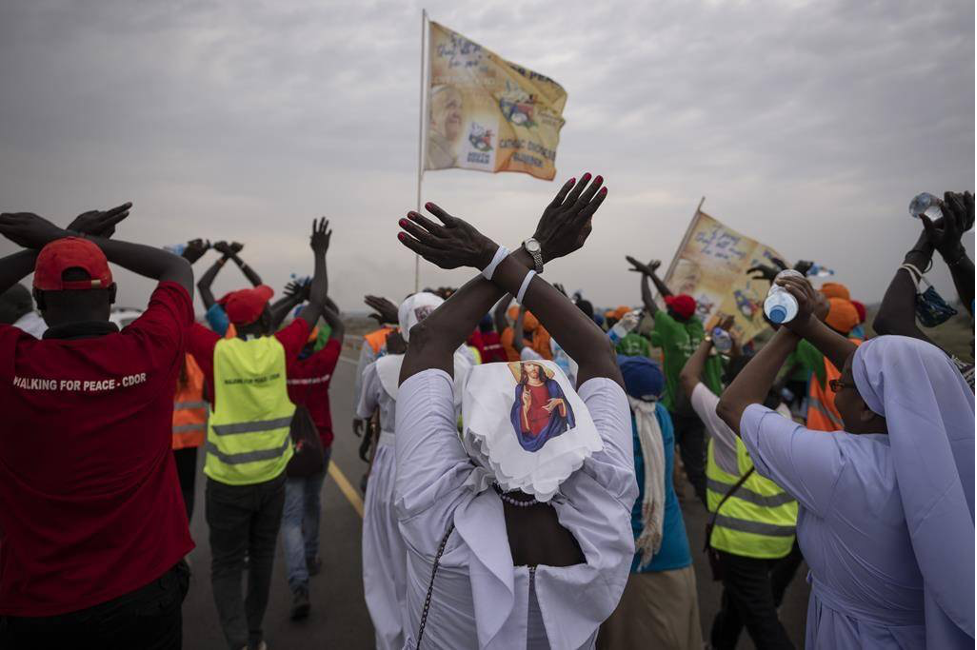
[509,362,575,452]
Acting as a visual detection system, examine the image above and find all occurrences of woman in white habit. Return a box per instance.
[392,174,638,649]
[358,291,472,650]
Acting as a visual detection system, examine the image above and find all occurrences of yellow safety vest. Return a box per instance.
[204,336,295,486]
[706,437,797,559]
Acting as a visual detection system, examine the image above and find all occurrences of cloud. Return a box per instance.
[0,0,972,313]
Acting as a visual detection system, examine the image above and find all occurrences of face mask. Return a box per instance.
[915,278,957,327]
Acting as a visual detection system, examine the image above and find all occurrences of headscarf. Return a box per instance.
[664,294,696,319]
[825,298,859,335]
[461,360,602,501]
[851,299,867,324]
[398,291,444,342]
[618,355,667,566]
[507,305,539,332]
[820,282,850,301]
[612,305,631,321]
[852,336,975,647]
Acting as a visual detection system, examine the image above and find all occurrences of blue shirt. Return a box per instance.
[629,402,692,573]
[205,303,230,337]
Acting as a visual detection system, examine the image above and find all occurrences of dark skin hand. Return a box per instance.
[626,256,662,317]
[397,173,618,387]
[0,204,193,297]
[395,173,611,568]
[293,218,331,329]
[321,297,345,341]
[269,279,310,331]
[921,191,974,316]
[364,295,399,326]
[777,275,854,371]
[679,313,736,399]
[384,329,407,355]
[213,240,263,287]
[180,239,211,264]
[493,294,512,335]
[512,305,529,353]
[746,256,788,283]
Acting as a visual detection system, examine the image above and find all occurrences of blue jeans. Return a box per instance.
[282,446,331,592]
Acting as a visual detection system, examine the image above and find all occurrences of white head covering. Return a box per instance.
[398,292,443,342]
[852,335,975,647]
[377,291,472,404]
[461,360,602,501]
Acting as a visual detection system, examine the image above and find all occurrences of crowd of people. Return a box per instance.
[0,179,973,650]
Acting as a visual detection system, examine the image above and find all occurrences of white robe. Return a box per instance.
[395,369,637,649]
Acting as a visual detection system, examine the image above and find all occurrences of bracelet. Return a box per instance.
[899,263,922,288]
[904,250,933,273]
[516,270,536,304]
[481,245,509,281]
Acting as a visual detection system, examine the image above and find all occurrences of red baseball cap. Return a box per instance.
[218,285,274,325]
[664,294,696,319]
[33,237,114,291]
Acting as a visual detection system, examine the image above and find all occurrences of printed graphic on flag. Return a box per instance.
[425,21,567,181]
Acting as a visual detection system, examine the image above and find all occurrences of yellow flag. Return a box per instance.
[425,21,567,180]
[664,210,789,343]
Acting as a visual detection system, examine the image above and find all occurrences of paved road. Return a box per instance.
[182,339,811,649]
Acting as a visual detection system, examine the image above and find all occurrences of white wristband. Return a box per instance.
[516,270,536,304]
[481,245,509,281]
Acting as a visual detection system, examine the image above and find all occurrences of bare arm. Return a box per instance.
[717,327,800,434]
[0,250,39,296]
[626,256,661,317]
[397,174,617,387]
[873,235,934,343]
[679,337,714,399]
[294,218,330,329]
[226,251,263,287]
[777,275,856,374]
[196,255,229,310]
[322,297,345,341]
[0,205,193,296]
[269,280,309,331]
[928,192,975,316]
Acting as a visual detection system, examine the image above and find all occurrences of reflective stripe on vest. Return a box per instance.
[204,336,295,486]
[173,354,208,450]
[706,436,797,559]
[806,338,862,432]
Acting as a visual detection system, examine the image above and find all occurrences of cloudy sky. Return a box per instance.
[0,0,973,313]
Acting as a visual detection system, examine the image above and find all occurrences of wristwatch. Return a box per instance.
[522,238,544,273]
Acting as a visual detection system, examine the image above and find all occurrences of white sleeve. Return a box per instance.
[352,343,376,416]
[690,382,738,453]
[356,362,380,420]
[576,378,638,508]
[394,369,473,522]
[740,403,845,515]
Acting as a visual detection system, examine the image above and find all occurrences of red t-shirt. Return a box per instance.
[0,282,195,616]
[187,318,311,409]
[479,331,507,363]
[286,338,341,449]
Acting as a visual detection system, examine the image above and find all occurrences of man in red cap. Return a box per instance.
[186,218,332,650]
[0,205,195,648]
[628,256,722,506]
[196,240,265,337]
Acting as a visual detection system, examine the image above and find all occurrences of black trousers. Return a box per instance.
[710,544,802,650]
[0,561,190,650]
[670,409,708,506]
[206,474,286,650]
[173,446,198,522]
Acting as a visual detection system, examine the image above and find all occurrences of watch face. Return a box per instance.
[525,240,541,253]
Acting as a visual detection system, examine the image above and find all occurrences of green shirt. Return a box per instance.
[616,332,651,358]
[650,311,723,411]
[788,340,827,388]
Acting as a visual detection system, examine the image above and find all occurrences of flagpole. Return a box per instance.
[414,9,429,294]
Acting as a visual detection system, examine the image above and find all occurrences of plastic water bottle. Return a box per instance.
[909,193,943,220]
[164,243,186,256]
[807,264,834,278]
[711,327,733,353]
[607,310,641,344]
[764,270,803,324]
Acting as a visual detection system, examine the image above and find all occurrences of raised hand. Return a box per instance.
[717,313,736,332]
[213,240,233,256]
[776,275,830,334]
[385,330,407,355]
[626,256,660,276]
[310,217,331,254]
[0,212,68,249]
[532,174,607,263]
[230,241,244,254]
[181,238,210,263]
[364,295,398,324]
[397,204,498,270]
[553,282,568,297]
[67,203,132,239]
[793,260,814,276]
[922,191,974,260]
